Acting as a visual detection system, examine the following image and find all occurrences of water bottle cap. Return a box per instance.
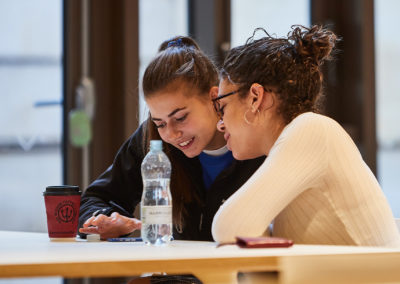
[150,140,163,151]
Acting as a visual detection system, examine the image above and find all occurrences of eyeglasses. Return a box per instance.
[212,90,239,118]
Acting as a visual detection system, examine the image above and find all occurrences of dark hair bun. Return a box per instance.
[289,25,338,65]
[158,36,200,52]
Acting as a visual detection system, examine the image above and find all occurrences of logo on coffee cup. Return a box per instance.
[55,200,76,223]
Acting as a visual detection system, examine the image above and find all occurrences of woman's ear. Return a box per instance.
[249,83,275,112]
[249,83,265,113]
[209,86,219,100]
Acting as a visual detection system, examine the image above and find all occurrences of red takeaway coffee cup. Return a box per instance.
[43,185,81,240]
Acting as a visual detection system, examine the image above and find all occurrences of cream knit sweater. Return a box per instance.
[212,112,400,247]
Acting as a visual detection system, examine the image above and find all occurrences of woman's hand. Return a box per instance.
[79,212,142,240]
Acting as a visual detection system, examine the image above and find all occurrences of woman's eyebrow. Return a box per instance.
[168,107,186,117]
[151,107,187,121]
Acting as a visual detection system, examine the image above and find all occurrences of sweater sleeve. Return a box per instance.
[211,113,329,243]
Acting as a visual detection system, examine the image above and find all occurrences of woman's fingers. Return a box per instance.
[91,214,108,226]
[82,215,96,227]
[79,226,99,234]
[80,213,142,239]
[79,214,111,235]
[110,212,142,235]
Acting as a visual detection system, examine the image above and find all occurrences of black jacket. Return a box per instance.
[78,123,265,241]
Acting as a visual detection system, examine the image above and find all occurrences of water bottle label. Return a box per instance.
[141,206,172,224]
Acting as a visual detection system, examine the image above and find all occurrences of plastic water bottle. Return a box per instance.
[140,140,173,245]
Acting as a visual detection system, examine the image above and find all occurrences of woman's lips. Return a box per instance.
[224,133,230,141]
[178,137,194,149]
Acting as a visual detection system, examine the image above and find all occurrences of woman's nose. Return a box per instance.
[217,119,225,132]
[167,126,182,140]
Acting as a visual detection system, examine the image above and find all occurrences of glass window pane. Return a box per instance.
[231,0,310,47]
[375,0,400,217]
[0,0,63,231]
[0,0,63,283]
[139,0,188,123]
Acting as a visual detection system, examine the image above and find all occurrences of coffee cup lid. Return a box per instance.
[44,185,81,196]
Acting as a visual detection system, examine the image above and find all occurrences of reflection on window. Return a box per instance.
[231,0,310,47]
[0,0,62,231]
[0,1,62,283]
[139,0,188,123]
[375,0,400,217]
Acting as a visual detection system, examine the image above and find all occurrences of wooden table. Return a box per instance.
[1,231,400,283]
